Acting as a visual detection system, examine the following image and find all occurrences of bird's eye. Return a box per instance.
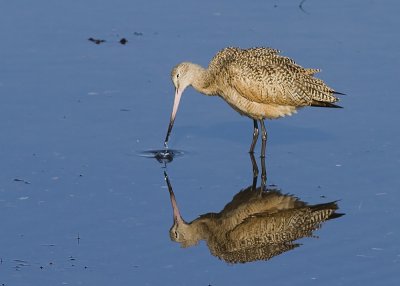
[176,74,180,79]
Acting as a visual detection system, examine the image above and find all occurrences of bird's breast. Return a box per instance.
[219,90,298,120]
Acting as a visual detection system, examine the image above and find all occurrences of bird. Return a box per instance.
[164,47,342,157]
[164,170,343,264]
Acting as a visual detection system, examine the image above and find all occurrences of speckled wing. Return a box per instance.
[227,208,317,245]
[216,48,339,106]
[209,239,299,263]
[217,188,307,220]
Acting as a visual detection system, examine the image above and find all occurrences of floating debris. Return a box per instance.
[14,178,30,184]
[119,38,128,45]
[88,37,106,44]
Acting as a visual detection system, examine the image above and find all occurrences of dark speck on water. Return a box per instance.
[13,178,30,184]
[119,38,128,45]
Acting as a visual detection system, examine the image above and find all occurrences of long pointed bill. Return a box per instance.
[164,88,183,148]
[164,171,183,223]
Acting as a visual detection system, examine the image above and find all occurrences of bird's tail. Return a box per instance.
[309,201,345,220]
[311,100,343,108]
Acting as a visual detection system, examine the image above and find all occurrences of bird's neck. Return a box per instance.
[189,220,211,240]
[189,64,216,96]
[177,220,210,248]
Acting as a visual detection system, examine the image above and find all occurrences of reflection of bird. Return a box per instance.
[164,157,343,263]
[164,47,342,157]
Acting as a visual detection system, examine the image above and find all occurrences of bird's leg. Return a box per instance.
[259,120,267,158]
[249,152,259,191]
[260,154,267,191]
[249,120,259,153]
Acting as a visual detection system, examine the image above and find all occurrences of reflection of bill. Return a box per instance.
[164,155,344,264]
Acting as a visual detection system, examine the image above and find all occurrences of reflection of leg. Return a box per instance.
[249,120,259,153]
[249,153,259,191]
[260,155,267,191]
[260,120,267,158]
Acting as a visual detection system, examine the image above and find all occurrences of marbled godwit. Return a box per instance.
[163,156,343,263]
[164,47,342,157]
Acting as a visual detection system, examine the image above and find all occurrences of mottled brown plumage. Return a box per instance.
[164,157,343,263]
[207,47,340,113]
[165,47,342,157]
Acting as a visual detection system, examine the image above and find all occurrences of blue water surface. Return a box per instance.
[1,0,399,285]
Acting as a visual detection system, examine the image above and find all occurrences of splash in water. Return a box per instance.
[139,149,184,164]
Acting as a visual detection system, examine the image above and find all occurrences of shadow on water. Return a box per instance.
[163,154,344,264]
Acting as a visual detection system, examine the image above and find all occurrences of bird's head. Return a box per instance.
[164,171,199,248]
[169,220,199,248]
[171,62,194,92]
